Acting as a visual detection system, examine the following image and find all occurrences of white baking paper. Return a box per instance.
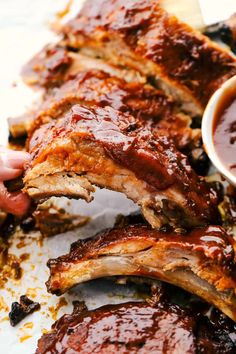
[199,0,236,26]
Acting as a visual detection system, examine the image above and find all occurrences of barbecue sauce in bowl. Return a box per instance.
[213,85,236,177]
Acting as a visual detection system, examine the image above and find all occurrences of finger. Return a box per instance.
[0,183,31,216]
[0,149,31,170]
[0,166,23,181]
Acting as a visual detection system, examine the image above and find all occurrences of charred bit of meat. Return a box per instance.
[9,295,40,326]
[32,203,89,237]
[21,43,73,89]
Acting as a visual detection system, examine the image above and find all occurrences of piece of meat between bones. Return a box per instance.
[24,104,219,229]
[24,69,200,153]
[11,68,200,160]
[46,223,236,322]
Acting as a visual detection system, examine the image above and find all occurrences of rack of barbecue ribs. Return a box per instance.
[11,70,200,154]
[23,104,220,229]
[46,218,236,322]
[59,0,236,116]
[10,68,202,165]
[13,0,236,140]
[35,292,236,353]
[20,0,236,117]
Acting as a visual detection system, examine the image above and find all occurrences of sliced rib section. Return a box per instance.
[21,44,145,90]
[25,69,198,151]
[35,297,236,353]
[24,105,219,228]
[62,0,236,115]
[46,224,236,321]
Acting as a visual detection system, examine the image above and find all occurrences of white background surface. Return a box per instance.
[199,0,236,25]
[0,0,84,145]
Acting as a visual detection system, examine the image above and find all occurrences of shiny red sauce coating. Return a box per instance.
[214,88,236,176]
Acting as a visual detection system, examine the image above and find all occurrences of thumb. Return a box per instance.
[0,182,31,216]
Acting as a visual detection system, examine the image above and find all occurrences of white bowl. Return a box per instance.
[202,75,236,186]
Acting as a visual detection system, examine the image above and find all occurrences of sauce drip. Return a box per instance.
[214,88,236,176]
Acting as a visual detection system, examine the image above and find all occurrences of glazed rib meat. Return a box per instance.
[24,104,219,228]
[24,69,199,151]
[13,65,199,154]
[36,301,198,354]
[62,0,236,115]
[36,298,236,353]
[46,223,236,321]
[21,44,145,90]
[21,43,73,89]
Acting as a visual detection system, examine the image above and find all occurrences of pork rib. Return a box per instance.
[25,69,198,151]
[15,49,145,138]
[21,43,74,89]
[24,105,219,228]
[62,0,236,115]
[35,296,236,354]
[21,44,146,90]
[46,223,236,321]
[14,65,199,153]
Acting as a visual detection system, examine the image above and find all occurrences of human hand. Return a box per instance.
[0,147,31,216]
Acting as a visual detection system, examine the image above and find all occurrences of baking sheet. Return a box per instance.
[0,1,141,353]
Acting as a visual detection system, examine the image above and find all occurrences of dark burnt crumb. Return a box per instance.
[72,301,87,315]
[209,181,224,204]
[65,45,79,53]
[0,214,18,239]
[147,281,166,305]
[188,147,210,176]
[226,184,236,198]
[20,216,36,233]
[114,211,147,228]
[147,75,158,89]
[8,135,27,150]
[4,176,24,193]
[190,116,202,129]
[159,224,173,233]
[9,295,40,326]
[220,30,235,54]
